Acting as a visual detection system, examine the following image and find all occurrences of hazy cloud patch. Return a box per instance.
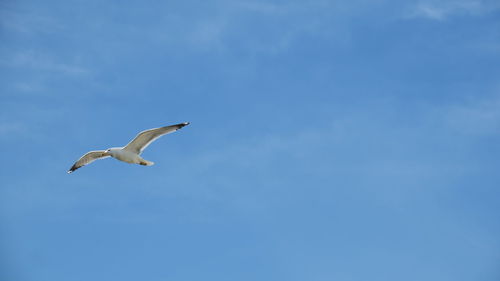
[410,0,500,20]
[443,95,500,135]
[0,8,65,34]
[2,50,89,75]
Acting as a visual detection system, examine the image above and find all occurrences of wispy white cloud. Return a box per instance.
[12,81,44,93]
[148,0,352,54]
[1,50,89,75]
[443,95,500,135]
[186,20,228,51]
[142,105,471,216]
[0,122,26,138]
[235,1,284,14]
[0,8,65,34]
[411,0,500,20]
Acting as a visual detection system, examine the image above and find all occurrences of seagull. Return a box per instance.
[68,122,189,173]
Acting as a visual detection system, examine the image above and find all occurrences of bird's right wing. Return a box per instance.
[68,150,110,173]
[123,122,189,155]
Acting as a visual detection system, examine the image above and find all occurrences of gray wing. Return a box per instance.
[68,150,110,173]
[123,122,190,155]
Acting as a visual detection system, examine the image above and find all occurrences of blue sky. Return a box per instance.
[1,0,500,280]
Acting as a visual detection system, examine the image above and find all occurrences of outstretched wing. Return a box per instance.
[123,122,190,155]
[68,150,110,173]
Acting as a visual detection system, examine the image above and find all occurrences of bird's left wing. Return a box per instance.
[68,150,110,173]
[123,122,189,154]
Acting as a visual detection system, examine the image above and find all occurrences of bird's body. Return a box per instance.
[107,148,153,165]
[68,122,189,173]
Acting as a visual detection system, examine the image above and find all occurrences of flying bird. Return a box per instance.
[68,122,190,173]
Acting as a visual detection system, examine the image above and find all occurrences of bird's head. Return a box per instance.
[105,147,122,154]
[104,148,116,155]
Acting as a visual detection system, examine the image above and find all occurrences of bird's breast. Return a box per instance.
[112,149,141,163]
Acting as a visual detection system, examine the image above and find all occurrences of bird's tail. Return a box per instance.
[140,160,155,166]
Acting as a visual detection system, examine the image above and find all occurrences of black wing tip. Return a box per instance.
[67,164,79,174]
[178,122,190,128]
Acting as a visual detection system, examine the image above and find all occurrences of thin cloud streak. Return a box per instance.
[443,95,500,135]
[2,50,89,75]
[0,8,65,34]
[411,0,500,20]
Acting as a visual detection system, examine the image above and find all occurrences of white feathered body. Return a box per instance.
[108,148,154,166]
